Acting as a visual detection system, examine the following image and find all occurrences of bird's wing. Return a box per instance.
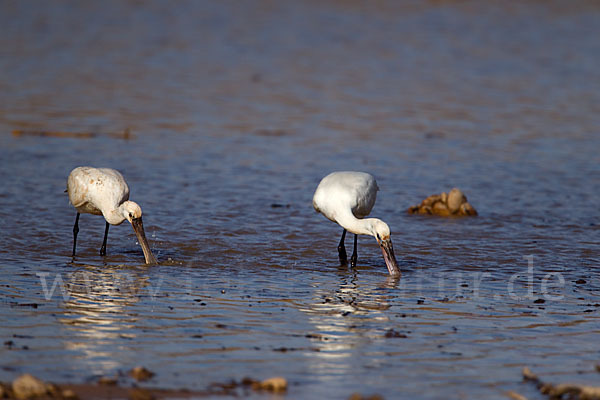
[94,168,130,207]
[349,174,378,219]
[313,171,379,221]
[67,167,92,208]
[67,167,130,213]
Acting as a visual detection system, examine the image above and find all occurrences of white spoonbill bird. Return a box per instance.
[67,167,157,264]
[313,171,400,276]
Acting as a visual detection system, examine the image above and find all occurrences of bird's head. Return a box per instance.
[371,219,391,243]
[122,201,143,224]
[371,219,400,277]
[121,201,157,265]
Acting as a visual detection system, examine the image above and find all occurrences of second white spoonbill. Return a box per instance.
[313,171,400,276]
[67,166,157,264]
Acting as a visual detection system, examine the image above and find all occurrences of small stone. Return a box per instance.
[98,376,117,385]
[522,367,538,381]
[130,366,155,382]
[432,201,450,217]
[62,389,79,400]
[253,377,287,393]
[440,192,448,204]
[447,188,465,213]
[12,374,47,399]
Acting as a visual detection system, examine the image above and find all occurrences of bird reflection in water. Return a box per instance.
[58,266,156,376]
[298,269,400,378]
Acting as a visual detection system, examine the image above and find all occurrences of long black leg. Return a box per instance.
[100,222,110,256]
[338,229,348,265]
[350,234,358,268]
[72,213,80,257]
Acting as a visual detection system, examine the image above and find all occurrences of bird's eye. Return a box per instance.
[129,212,133,218]
[376,233,381,240]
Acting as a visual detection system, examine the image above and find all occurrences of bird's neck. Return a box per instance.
[103,206,126,225]
[335,210,377,237]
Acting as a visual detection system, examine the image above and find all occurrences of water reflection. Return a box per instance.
[58,265,152,376]
[300,269,398,379]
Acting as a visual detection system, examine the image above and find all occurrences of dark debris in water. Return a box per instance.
[10,302,39,308]
[253,128,289,137]
[384,329,408,338]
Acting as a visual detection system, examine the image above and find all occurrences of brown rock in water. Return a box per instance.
[252,377,287,393]
[12,374,47,399]
[408,188,477,217]
[129,366,155,382]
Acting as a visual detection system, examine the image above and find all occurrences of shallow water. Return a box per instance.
[1,1,599,398]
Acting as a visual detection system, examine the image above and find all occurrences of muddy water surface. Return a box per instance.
[1,1,599,399]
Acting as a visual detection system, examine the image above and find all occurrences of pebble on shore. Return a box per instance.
[129,366,155,382]
[407,188,477,217]
[12,374,47,400]
[252,377,288,393]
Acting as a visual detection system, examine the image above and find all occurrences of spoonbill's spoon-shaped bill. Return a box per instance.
[67,166,157,265]
[313,171,400,276]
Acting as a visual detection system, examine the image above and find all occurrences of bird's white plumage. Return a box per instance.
[313,171,378,224]
[313,171,400,276]
[68,167,133,225]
